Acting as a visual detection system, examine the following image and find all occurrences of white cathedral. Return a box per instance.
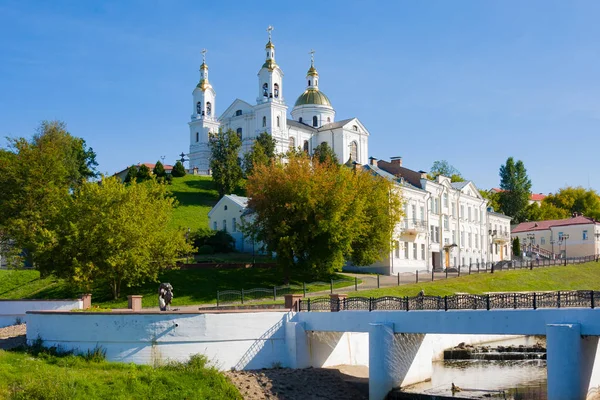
[187,28,370,173]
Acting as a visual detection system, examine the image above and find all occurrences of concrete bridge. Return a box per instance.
[25,301,600,400]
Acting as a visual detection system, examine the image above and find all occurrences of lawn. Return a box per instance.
[347,261,600,299]
[167,175,219,232]
[0,267,354,309]
[0,350,240,400]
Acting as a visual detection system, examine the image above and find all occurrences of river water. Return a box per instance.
[401,336,547,399]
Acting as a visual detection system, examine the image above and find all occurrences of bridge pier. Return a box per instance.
[546,323,599,400]
[285,321,310,369]
[369,323,395,400]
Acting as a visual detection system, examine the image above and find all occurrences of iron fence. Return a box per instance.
[299,290,600,312]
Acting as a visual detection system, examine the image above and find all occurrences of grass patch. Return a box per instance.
[349,262,600,298]
[167,175,219,232]
[0,350,240,400]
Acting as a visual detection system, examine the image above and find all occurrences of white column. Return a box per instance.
[546,323,598,400]
[285,321,309,369]
[369,323,395,400]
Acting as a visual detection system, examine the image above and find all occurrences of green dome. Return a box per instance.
[294,88,332,107]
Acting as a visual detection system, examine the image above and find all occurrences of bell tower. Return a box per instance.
[188,49,220,173]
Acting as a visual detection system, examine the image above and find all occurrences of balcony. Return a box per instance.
[492,231,511,243]
[402,219,428,235]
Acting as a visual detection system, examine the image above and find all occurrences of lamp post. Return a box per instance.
[526,233,535,257]
[562,234,570,266]
[595,232,600,261]
[550,240,556,260]
[489,229,497,270]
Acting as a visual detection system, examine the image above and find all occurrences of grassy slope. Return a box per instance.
[349,262,600,298]
[0,351,240,400]
[168,175,219,232]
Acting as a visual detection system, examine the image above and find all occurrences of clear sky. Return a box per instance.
[1,1,599,194]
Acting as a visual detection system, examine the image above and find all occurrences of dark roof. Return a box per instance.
[450,181,470,190]
[286,119,317,132]
[512,215,599,233]
[377,160,424,189]
[317,118,355,131]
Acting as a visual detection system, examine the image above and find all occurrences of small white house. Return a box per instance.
[208,195,256,252]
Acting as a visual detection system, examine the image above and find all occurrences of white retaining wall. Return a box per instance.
[0,300,82,328]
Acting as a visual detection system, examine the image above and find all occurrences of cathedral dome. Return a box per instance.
[294,88,332,107]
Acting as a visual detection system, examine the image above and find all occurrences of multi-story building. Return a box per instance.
[512,215,600,259]
[353,157,512,275]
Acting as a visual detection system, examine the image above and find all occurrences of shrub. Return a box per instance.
[172,161,186,177]
[197,245,214,255]
[192,229,235,253]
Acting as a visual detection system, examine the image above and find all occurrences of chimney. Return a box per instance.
[369,156,378,166]
[390,156,402,166]
[418,170,428,179]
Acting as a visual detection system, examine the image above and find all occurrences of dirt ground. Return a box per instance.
[0,324,26,350]
[224,365,368,400]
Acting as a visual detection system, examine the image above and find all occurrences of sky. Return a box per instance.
[1,0,599,194]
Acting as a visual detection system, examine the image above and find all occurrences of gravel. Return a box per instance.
[0,324,27,350]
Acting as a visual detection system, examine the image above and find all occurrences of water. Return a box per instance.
[401,337,547,399]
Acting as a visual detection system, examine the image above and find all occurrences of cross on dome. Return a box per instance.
[267,25,274,41]
[201,48,207,63]
[309,49,315,67]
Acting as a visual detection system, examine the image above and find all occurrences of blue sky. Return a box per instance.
[1,1,599,193]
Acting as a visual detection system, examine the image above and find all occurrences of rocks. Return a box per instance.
[0,324,26,350]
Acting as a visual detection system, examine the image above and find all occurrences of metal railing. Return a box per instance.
[299,290,600,312]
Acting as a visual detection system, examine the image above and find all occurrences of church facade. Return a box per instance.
[188,30,369,173]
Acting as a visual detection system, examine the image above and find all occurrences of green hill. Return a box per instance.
[167,175,219,232]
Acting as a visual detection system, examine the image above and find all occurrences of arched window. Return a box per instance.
[206,102,212,116]
[327,117,331,123]
[196,132,199,142]
[262,116,266,127]
[289,137,295,150]
[236,128,242,139]
[274,83,279,98]
[350,141,358,161]
[303,140,309,153]
[276,116,280,127]
[235,110,242,116]
[308,80,311,86]
[196,102,201,114]
[315,79,318,86]
[299,117,303,123]
[262,83,268,97]
[353,125,358,131]
[312,116,318,127]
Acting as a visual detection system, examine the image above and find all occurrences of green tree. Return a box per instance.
[124,165,138,184]
[512,237,521,257]
[210,129,243,197]
[171,161,186,177]
[244,155,403,279]
[46,176,194,299]
[429,160,464,182]
[136,164,152,182]
[543,186,600,220]
[0,121,98,269]
[498,157,532,223]
[312,142,339,165]
[153,161,167,178]
[243,132,277,176]
[479,189,501,212]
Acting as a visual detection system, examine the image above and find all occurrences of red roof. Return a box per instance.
[512,215,599,233]
[490,189,546,202]
[139,163,173,170]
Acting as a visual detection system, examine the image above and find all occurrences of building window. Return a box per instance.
[312,116,318,127]
[420,206,425,221]
[206,102,212,116]
[350,141,358,161]
[236,128,242,139]
[435,199,440,214]
[289,137,295,150]
[460,205,465,219]
[452,203,456,217]
[443,193,448,208]
[541,237,546,245]
[213,221,217,230]
[353,125,358,131]
[299,117,303,123]
[274,83,279,98]
[277,116,280,127]
[583,230,589,240]
[224,205,227,211]
[262,83,268,97]
[475,230,479,248]
[196,132,199,142]
[468,233,472,248]
[461,231,465,247]
[443,215,449,231]
[421,244,425,260]
[303,140,309,153]
[308,80,311,86]
[235,109,242,116]
[452,230,456,244]
[468,207,472,221]
[232,218,237,233]
[404,242,409,259]
[262,116,267,127]
[413,243,417,259]
[196,102,201,114]
[558,231,564,240]
[411,205,417,221]
[395,241,400,258]
[435,227,440,243]
[222,219,227,232]
[327,117,331,123]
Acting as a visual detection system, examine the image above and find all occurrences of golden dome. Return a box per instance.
[265,40,275,49]
[294,88,332,107]
[200,62,208,70]
[307,66,318,76]
[262,59,277,71]
[196,79,209,91]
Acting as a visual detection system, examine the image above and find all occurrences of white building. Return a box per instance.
[188,30,369,173]
[207,195,253,252]
[353,157,512,275]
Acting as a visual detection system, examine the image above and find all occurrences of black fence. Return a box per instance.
[299,290,600,312]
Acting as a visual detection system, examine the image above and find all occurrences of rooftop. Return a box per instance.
[512,215,599,233]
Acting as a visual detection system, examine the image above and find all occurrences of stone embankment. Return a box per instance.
[444,341,546,360]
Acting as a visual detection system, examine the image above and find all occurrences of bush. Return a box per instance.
[172,161,186,177]
[197,245,214,255]
[192,229,235,254]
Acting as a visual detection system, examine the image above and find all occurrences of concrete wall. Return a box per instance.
[0,299,82,328]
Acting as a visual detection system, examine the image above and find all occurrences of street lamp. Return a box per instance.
[489,229,497,270]
[562,234,570,266]
[550,240,556,260]
[526,233,535,256]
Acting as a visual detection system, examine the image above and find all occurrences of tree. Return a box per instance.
[430,160,464,182]
[244,155,403,279]
[0,121,98,268]
[124,165,138,184]
[46,177,194,299]
[479,189,501,212]
[542,186,600,220]
[243,132,277,176]
[153,161,167,178]
[498,157,532,223]
[512,237,521,257]
[210,129,243,197]
[171,160,186,177]
[136,164,152,182]
[312,142,339,165]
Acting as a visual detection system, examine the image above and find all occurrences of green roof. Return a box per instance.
[294,88,332,107]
